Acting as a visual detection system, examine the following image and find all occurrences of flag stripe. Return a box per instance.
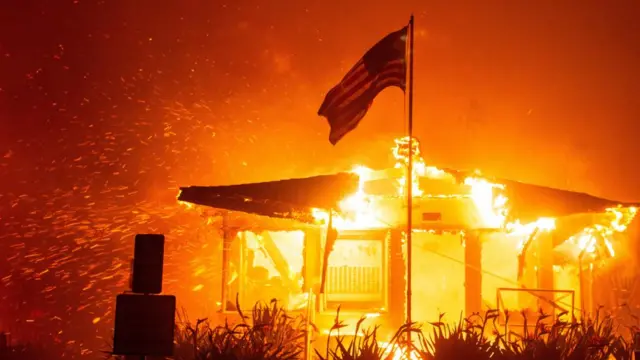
[328,72,406,144]
[341,59,405,90]
[322,67,405,126]
[318,25,408,145]
[321,59,405,110]
[323,60,406,114]
[327,66,405,129]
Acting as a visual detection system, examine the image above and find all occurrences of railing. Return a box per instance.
[325,266,383,302]
[496,287,575,326]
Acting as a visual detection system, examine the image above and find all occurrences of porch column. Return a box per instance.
[389,229,406,329]
[220,214,237,312]
[303,227,323,293]
[582,264,594,316]
[465,231,482,317]
[220,237,231,311]
[518,231,538,311]
[536,231,555,317]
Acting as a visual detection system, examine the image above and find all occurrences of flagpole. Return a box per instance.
[406,13,415,355]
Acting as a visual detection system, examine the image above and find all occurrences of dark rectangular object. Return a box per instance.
[113,294,176,356]
[132,234,165,294]
[0,332,7,351]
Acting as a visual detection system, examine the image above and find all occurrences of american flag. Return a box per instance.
[318,26,408,145]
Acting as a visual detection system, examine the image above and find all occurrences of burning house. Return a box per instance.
[177,137,640,336]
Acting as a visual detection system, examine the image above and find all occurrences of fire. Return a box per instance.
[310,165,388,230]
[464,176,508,228]
[307,136,637,261]
[393,136,426,197]
[172,135,640,349]
[506,217,557,236]
[563,206,638,257]
[311,137,514,230]
[606,206,637,233]
[393,136,451,198]
[332,166,388,229]
[378,341,421,360]
[176,135,638,262]
[311,137,511,233]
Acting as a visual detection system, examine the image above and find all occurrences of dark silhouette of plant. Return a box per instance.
[495,307,632,360]
[414,310,500,360]
[173,295,307,360]
[315,306,413,360]
[105,299,634,360]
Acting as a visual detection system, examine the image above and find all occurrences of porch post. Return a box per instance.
[220,213,237,312]
[389,229,406,329]
[465,231,482,317]
[536,232,555,317]
[303,227,322,293]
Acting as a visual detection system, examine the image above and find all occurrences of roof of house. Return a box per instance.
[178,169,639,225]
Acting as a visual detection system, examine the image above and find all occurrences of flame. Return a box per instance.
[307,136,639,262]
[506,217,557,236]
[378,341,420,360]
[177,136,638,260]
[464,177,508,228]
[170,135,640,340]
[392,136,451,197]
[311,137,514,230]
[564,206,637,258]
[311,165,388,230]
[393,136,426,197]
[604,238,615,257]
[576,232,597,254]
[606,206,637,233]
[307,136,638,263]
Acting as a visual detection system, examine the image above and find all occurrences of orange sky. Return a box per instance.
[159,0,640,201]
[2,1,640,202]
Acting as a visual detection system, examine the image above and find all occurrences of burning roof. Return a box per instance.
[177,136,638,226]
[177,171,638,224]
[439,168,639,223]
[176,137,639,259]
[178,172,360,223]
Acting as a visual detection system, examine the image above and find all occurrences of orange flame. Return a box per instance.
[177,137,637,260]
[308,137,637,260]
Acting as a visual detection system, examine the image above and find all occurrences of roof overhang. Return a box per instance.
[178,172,359,223]
[438,168,636,219]
[178,170,639,227]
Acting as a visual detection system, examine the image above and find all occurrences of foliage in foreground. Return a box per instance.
[171,302,635,360]
[172,297,308,360]
[7,302,635,360]
[412,308,632,360]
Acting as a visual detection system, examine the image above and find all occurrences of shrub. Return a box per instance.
[414,311,501,360]
[173,297,308,360]
[495,308,632,360]
[108,300,635,360]
[321,308,633,360]
[315,306,411,360]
